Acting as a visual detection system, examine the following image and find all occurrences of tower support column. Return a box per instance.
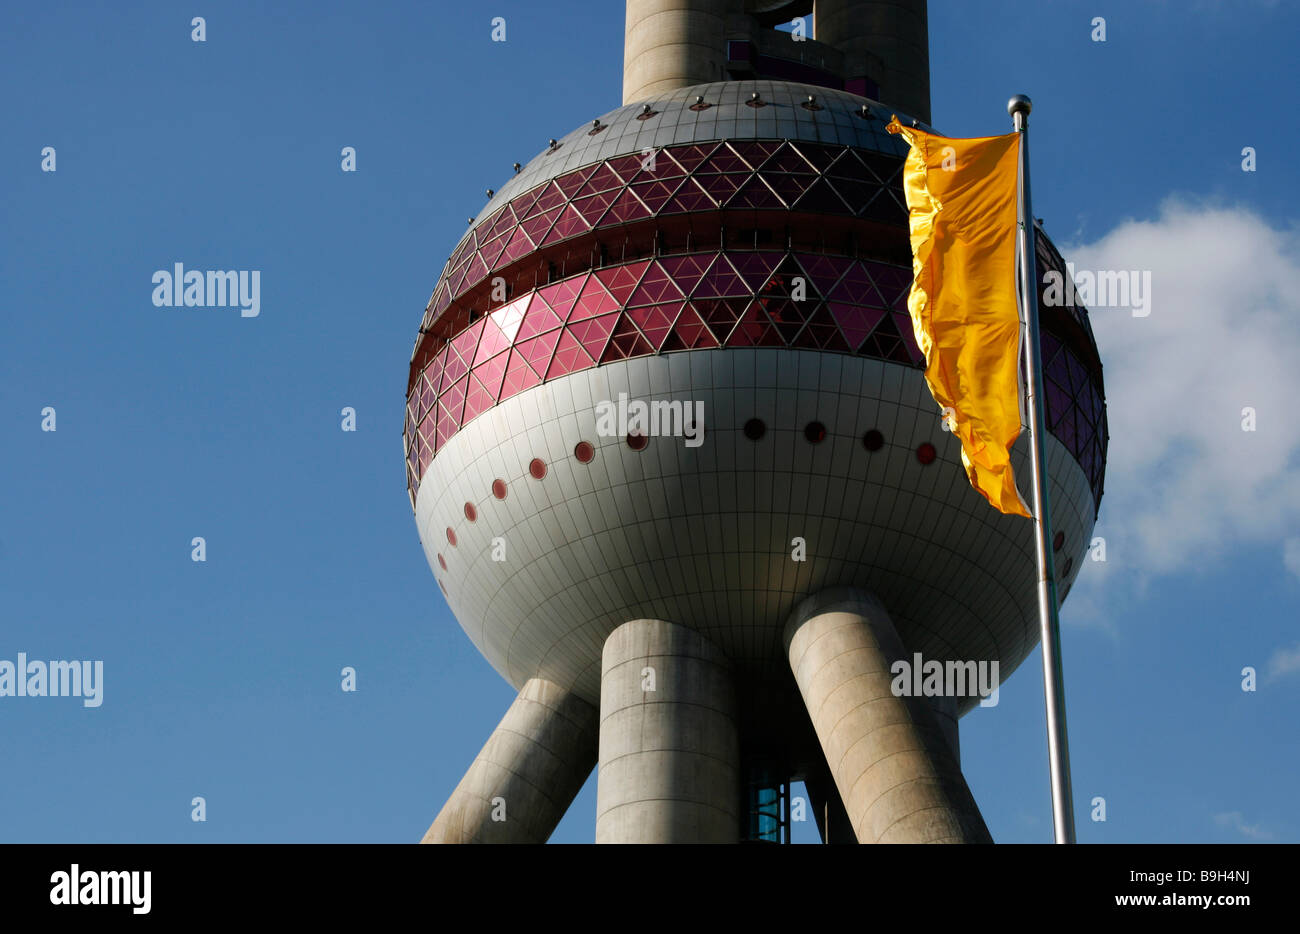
[784,587,992,843]
[421,677,597,844]
[596,618,740,843]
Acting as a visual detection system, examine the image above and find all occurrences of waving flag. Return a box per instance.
[887,115,1030,517]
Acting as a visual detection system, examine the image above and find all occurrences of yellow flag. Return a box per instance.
[886,115,1031,518]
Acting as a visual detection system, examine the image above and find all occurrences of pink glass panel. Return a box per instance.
[472,317,512,365]
[602,188,652,223]
[728,140,781,169]
[498,226,536,266]
[510,187,540,220]
[595,260,650,307]
[602,314,655,362]
[498,350,542,402]
[662,305,719,350]
[486,205,516,239]
[555,164,598,199]
[628,302,682,350]
[658,254,715,298]
[791,142,840,173]
[893,312,923,363]
[537,274,588,322]
[476,233,509,269]
[760,172,815,206]
[607,153,648,183]
[573,189,619,226]
[630,178,683,214]
[692,298,748,343]
[761,144,816,174]
[699,144,750,173]
[450,319,485,367]
[693,256,746,299]
[516,292,565,341]
[488,294,529,344]
[462,370,496,424]
[541,204,589,243]
[545,328,596,379]
[729,253,783,292]
[515,208,557,246]
[793,178,850,214]
[567,311,619,360]
[515,327,563,375]
[729,175,784,209]
[727,303,784,347]
[693,172,744,205]
[627,262,685,306]
[472,352,509,400]
[662,178,714,213]
[569,276,621,322]
[795,254,852,295]
[575,162,621,195]
[828,303,885,351]
[828,263,883,306]
[667,143,717,173]
[529,182,566,215]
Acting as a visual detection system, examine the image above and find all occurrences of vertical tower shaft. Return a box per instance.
[595,619,741,843]
[623,0,729,104]
[814,0,930,123]
[621,0,931,124]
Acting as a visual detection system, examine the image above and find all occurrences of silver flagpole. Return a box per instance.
[1008,93,1076,844]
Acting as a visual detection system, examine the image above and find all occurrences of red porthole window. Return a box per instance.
[804,422,826,444]
[446,527,457,546]
[627,432,647,451]
[1053,531,1065,552]
[492,478,507,499]
[464,502,477,522]
[437,554,446,570]
[574,441,595,463]
[862,429,884,451]
[529,458,547,479]
[916,442,937,465]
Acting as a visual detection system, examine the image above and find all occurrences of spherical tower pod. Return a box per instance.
[407,7,1106,845]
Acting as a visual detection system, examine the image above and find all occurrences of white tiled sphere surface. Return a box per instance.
[416,348,1096,715]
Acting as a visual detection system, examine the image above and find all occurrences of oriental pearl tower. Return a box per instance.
[404,0,1106,843]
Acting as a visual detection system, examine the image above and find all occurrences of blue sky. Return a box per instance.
[2,0,1296,843]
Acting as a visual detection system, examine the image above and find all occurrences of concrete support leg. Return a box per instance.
[595,619,740,843]
[784,588,992,844]
[421,677,597,844]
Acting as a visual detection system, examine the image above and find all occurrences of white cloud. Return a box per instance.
[1284,538,1300,581]
[1265,642,1300,683]
[1213,811,1274,841]
[1060,200,1300,611]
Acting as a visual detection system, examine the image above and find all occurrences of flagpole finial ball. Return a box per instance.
[1007,95,1032,117]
